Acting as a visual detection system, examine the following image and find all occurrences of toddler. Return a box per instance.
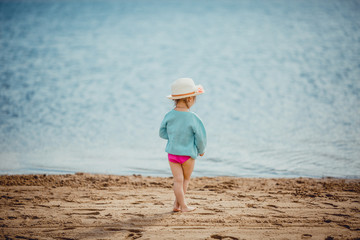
[159,78,207,212]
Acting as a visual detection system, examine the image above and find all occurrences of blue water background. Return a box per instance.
[1,0,360,178]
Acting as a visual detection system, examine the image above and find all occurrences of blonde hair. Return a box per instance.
[173,96,196,109]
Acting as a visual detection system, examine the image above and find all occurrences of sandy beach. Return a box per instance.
[0,173,359,240]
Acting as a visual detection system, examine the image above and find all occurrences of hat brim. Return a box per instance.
[167,85,204,100]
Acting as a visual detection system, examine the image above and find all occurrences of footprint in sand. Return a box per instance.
[63,227,76,230]
[14,235,39,240]
[127,229,143,239]
[322,202,338,208]
[211,234,239,240]
[301,233,312,239]
[105,228,143,239]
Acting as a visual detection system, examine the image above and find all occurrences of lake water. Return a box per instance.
[1,0,359,178]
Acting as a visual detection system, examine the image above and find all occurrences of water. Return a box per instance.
[1,0,359,178]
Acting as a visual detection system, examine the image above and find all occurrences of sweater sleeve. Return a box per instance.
[159,117,168,140]
[193,115,207,154]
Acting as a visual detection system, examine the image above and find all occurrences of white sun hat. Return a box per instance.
[167,78,205,100]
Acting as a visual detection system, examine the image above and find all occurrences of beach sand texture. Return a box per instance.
[0,174,359,240]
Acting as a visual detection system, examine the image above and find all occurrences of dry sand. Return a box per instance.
[0,173,359,240]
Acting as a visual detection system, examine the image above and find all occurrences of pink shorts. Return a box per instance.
[168,153,191,164]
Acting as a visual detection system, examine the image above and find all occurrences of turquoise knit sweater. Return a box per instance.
[159,110,207,159]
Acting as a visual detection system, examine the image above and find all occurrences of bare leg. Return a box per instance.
[169,159,196,212]
[181,158,196,212]
[182,158,195,194]
[169,162,186,211]
[173,158,195,211]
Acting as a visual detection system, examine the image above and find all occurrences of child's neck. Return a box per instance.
[175,103,190,112]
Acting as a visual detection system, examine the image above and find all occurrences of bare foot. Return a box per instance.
[173,200,181,212]
[181,206,196,212]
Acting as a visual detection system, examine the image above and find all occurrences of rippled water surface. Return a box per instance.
[1,0,360,178]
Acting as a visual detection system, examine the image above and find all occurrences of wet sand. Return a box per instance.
[0,173,359,240]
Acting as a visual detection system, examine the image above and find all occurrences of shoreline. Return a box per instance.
[1,172,359,179]
[1,173,359,239]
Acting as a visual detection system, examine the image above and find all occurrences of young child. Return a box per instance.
[159,78,207,212]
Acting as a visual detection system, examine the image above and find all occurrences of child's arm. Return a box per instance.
[159,119,168,139]
[194,117,207,156]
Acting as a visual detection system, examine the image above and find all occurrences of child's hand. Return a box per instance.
[200,153,204,157]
